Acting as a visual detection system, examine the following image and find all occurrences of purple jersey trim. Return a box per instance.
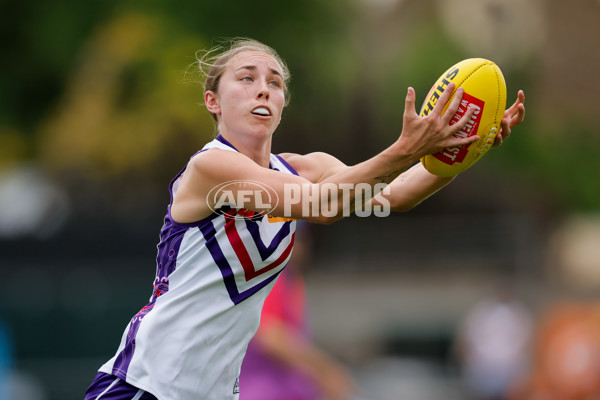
[85,372,158,400]
[274,154,300,176]
[215,134,239,151]
[111,217,189,378]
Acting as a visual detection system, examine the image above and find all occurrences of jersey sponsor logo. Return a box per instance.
[233,377,240,394]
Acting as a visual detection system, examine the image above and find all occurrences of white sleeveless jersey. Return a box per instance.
[99,135,298,400]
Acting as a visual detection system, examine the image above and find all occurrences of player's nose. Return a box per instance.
[256,81,270,100]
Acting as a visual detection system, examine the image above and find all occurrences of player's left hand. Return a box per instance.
[494,90,526,147]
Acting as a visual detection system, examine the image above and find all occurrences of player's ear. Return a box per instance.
[205,91,221,115]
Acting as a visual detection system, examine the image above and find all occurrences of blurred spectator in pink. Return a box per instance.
[240,223,357,400]
[508,301,600,400]
[456,287,534,400]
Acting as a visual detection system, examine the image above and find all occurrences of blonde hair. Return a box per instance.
[194,38,291,121]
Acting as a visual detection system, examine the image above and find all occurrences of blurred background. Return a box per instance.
[1,0,599,399]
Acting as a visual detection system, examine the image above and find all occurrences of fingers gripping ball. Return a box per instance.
[420,58,507,177]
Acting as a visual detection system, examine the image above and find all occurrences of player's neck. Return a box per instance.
[219,132,272,168]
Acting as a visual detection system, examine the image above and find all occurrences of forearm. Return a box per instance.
[370,162,454,212]
[309,145,419,219]
[280,145,420,222]
[319,142,418,186]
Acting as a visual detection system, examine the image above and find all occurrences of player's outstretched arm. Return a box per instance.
[279,83,479,216]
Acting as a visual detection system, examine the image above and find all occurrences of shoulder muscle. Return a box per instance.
[279,152,347,183]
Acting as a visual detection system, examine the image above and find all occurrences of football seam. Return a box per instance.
[460,62,501,144]
[493,66,502,123]
[455,61,488,90]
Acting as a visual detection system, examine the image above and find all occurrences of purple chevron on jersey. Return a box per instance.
[199,212,290,305]
[243,219,293,260]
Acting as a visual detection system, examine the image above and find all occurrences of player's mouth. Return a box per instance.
[251,106,272,117]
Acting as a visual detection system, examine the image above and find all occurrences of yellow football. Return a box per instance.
[420,58,507,177]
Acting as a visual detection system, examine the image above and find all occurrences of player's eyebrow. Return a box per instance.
[236,65,282,78]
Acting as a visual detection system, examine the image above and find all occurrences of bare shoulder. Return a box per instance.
[180,149,256,202]
[279,152,347,183]
[171,149,258,223]
[189,147,252,176]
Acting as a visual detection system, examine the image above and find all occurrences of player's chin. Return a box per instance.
[248,124,278,139]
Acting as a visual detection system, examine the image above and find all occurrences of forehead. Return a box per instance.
[227,50,283,74]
